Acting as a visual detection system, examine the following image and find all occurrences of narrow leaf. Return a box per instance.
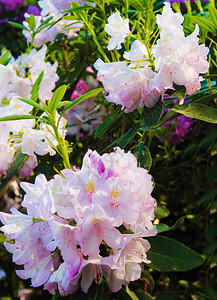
[49,85,68,112]
[60,88,103,118]
[18,97,45,111]
[190,15,217,33]
[0,51,10,65]
[8,21,29,31]
[94,108,122,138]
[31,71,44,101]
[28,14,35,30]
[167,102,217,123]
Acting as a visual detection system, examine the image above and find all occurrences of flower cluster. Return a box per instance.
[22,0,83,47]
[0,46,66,175]
[95,3,209,112]
[64,69,105,136]
[0,147,157,295]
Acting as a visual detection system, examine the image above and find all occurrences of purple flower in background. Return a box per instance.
[26,4,41,16]
[163,115,194,145]
[0,0,23,11]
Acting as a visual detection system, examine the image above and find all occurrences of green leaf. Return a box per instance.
[8,21,29,31]
[167,102,217,123]
[166,84,186,100]
[94,108,122,138]
[147,235,204,272]
[134,290,154,300]
[156,216,186,233]
[126,286,139,300]
[67,60,86,85]
[190,15,217,33]
[56,101,73,109]
[103,122,141,152]
[142,99,163,131]
[18,97,45,111]
[0,153,27,194]
[63,2,90,20]
[61,4,91,13]
[155,205,170,219]
[28,14,35,30]
[0,51,10,65]
[128,0,145,11]
[0,115,40,122]
[49,85,68,112]
[59,88,103,118]
[31,71,44,101]
[37,16,53,30]
[208,3,217,28]
[133,144,152,171]
[116,287,135,300]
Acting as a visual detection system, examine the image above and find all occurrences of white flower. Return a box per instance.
[105,11,130,50]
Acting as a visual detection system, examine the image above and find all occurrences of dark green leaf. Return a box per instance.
[147,235,204,272]
[167,102,217,123]
[94,108,122,138]
[133,144,152,171]
[156,216,186,233]
[155,205,170,219]
[166,84,186,100]
[134,289,154,300]
[142,100,163,131]
[103,122,141,152]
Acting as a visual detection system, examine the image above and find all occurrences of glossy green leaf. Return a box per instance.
[49,85,68,112]
[31,71,44,101]
[166,84,186,100]
[156,216,186,233]
[167,103,217,123]
[147,235,204,272]
[133,144,152,170]
[142,100,163,131]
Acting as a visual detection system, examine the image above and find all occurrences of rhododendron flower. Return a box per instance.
[105,11,130,50]
[95,3,209,112]
[0,147,157,295]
